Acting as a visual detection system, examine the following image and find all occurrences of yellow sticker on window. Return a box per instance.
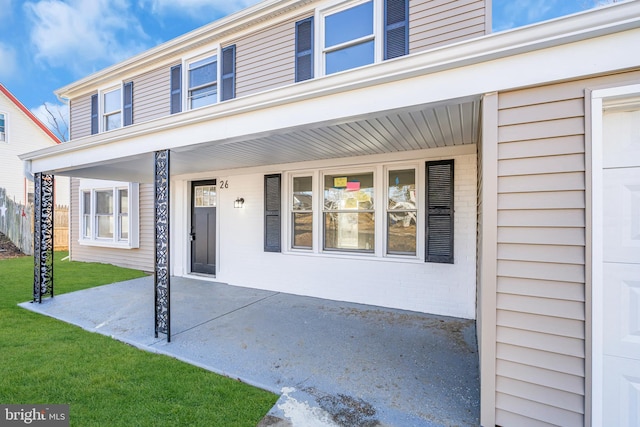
[333,177,347,188]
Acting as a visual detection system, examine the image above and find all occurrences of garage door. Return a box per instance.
[602,106,640,426]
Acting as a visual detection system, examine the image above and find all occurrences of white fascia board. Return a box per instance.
[23,2,640,174]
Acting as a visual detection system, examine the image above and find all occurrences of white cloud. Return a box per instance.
[30,102,70,141]
[24,0,150,76]
[0,0,13,19]
[0,42,18,80]
[139,0,262,18]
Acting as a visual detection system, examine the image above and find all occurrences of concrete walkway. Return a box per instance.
[20,276,479,426]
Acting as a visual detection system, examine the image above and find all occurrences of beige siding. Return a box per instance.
[494,70,640,426]
[234,14,307,98]
[70,178,154,271]
[69,92,94,140]
[132,64,174,124]
[409,0,486,53]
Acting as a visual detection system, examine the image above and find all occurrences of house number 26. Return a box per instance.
[219,180,229,189]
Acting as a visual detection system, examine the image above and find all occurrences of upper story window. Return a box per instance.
[188,55,218,109]
[103,88,122,131]
[91,82,133,134]
[170,45,236,114]
[324,1,375,75]
[0,112,6,142]
[295,0,407,81]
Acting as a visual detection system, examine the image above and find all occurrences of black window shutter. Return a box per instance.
[170,64,182,114]
[384,0,408,60]
[295,17,314,82]
[264,174,281,252]
[221,45,236,101]
[426,160,454,263]
[90,93,98,134]
[123,81,133,126]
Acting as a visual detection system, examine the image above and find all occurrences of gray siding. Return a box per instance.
[234,14,307,98]
[409,0,486,53]
[69,92,94,140]
[70,178,154,272]
[494,70,640,426]
[132,64,175,124]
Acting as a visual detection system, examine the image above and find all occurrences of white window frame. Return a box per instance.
[185,50,220,110]
[78,180,139,249]
[285,162,423,260]
[289,173,315,250]
[316,0,383,77]
[385,165,419,257]
[0,111,7,142]
[102,86,122,132]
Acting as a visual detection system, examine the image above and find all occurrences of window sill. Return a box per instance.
[78,239,138,250]
[283,249,424,264]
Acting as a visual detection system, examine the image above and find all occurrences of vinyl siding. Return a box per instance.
[132,64,175,124]
[409,0,486,53]
[69,92,94,140]
[234,14,305,97]
[493,70,640,426]
[70,178,154,272]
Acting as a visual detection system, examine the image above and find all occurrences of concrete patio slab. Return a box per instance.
[20,276,479,426]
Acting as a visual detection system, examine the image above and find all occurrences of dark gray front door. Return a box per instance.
[191,181,216,275]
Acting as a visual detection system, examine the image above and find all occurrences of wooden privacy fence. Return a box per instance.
[0,187,69,255]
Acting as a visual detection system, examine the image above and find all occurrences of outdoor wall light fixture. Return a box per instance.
[234,197,245,208]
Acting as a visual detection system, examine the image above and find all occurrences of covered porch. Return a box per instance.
[21,276,479,426]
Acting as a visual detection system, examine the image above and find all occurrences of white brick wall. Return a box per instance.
[177,150,477,319]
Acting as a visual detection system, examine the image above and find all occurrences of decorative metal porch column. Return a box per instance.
[33,172,54,303]
[154,150,171,341]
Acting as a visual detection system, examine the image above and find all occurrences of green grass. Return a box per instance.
[0,252,278,426]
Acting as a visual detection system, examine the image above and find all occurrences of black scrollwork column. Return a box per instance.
[33,172,54,303]
[154,150,171,341]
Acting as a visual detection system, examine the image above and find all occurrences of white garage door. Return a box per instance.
[602,106,640,426]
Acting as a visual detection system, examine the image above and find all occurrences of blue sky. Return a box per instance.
[0,0,618,140]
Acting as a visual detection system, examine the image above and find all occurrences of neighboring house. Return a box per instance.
[0,84,69,207]
[0,83,69,252]
[19,0,640,425]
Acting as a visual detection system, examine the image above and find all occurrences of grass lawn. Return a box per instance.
[0,252,278,426]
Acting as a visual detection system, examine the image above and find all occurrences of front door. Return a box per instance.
[191,180,217,275]
[601,106,640,425]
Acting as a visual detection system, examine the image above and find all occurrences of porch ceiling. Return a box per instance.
[62,98,480,183]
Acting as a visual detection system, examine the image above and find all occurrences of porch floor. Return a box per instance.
[20,276,479,426]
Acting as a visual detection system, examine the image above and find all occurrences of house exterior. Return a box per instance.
[18,0,640,425]
[0,83,69,253]
[0,84,68,207]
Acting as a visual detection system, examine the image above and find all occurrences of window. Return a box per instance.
[188,56,218,109]
[387,168,416,255]
[91,82,133,134]
[103,88,122,131]
[317,0,408,76]
[184,45,236,109]
[79,181,139,248]
[324,1,375,75]
[291,176,313,249]
[0,112,5,142]
[323,172,374,252]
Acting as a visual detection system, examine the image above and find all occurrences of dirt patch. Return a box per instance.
[304,387,380,427]
[0,232,25,259]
